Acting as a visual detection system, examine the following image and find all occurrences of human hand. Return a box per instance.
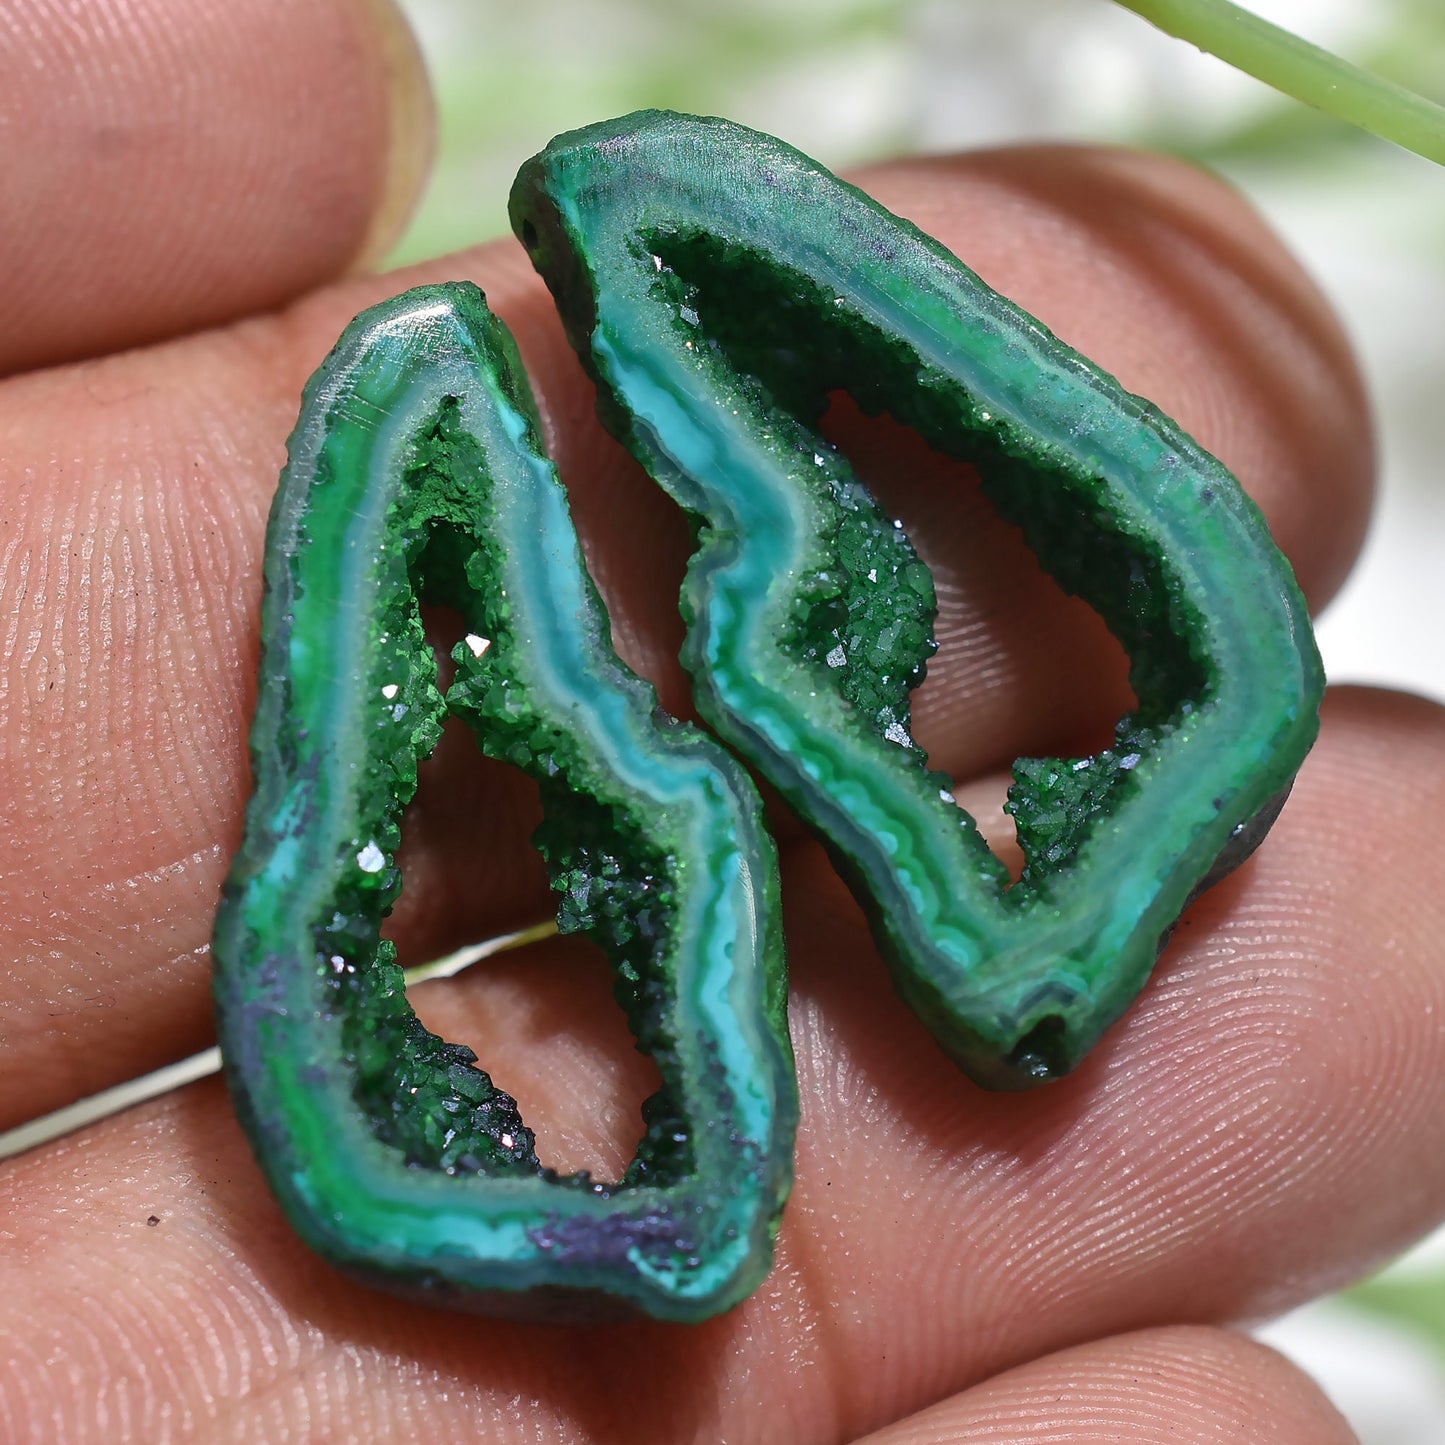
[2,2,1438,1441]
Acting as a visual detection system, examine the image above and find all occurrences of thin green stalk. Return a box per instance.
[1111,0,1445,166]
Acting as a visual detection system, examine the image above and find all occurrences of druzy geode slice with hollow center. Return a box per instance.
[212,282,795,1324]
[511,111,1322,1089]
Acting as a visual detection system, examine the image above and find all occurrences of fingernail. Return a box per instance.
[351,0,437,271]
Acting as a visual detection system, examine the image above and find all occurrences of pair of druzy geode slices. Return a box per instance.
[212,112,1322,1323]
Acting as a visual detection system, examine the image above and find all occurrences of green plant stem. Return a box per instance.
[1111,0,1445,166]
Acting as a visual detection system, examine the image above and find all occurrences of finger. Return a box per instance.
[0,143,1373,1125]
[850,1327,1355,1445]
[0,0,433,375]
[1,688,1440,1443]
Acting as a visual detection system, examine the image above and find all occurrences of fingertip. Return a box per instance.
[0,0,437,373]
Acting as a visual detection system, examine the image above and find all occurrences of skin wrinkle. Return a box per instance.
[111,1287,194,1441]
[0,357,278,1124]
[764,1139,851,1440]
[5,844,219,1057]
[1009,1042,1346,1308]
[132,1192,322,1439]
[134,1094,600,1443]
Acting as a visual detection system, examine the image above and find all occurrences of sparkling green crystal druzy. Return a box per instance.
[212,282,796,1323]
[509,111,1323,1090]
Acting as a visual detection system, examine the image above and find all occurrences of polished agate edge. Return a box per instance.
[510,111,1325,1090]
[212,282,796,1323]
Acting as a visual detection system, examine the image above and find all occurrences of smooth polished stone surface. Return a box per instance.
[212,282,795,1323]
[511,111,1324,1090]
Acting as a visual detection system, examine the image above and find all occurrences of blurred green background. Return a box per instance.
[389,3,1445,1438]
[389,0,1444,264]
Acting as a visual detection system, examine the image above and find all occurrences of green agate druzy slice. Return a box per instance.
[212,282,796,1323]
[510,111,1324,1090]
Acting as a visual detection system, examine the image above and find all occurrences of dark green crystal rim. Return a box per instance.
[509,110,1324,1089]
[212,282,796,1323]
